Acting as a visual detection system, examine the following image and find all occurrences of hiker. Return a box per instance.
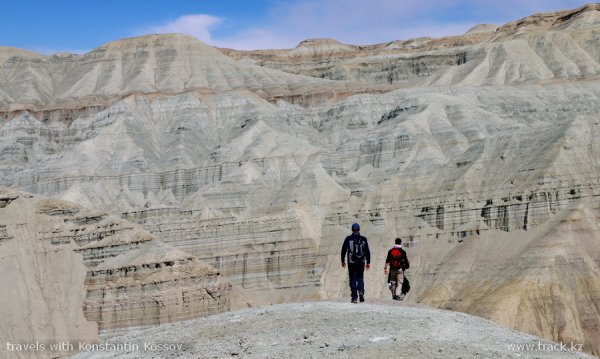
[384,238,409,300]
[341,223,371,303]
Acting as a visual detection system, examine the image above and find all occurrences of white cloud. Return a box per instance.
[147,14,223,44]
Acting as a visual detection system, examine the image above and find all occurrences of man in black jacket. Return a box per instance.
[341,223,371,303]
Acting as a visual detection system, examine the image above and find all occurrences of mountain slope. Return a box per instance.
[0,34,388,112]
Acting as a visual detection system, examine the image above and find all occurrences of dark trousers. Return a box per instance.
[348,262,365,300]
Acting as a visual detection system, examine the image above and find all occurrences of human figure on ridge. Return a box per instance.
[384,238,409,300]
[341,223,371,303]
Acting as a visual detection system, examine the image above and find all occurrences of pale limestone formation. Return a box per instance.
[2,2,600,357]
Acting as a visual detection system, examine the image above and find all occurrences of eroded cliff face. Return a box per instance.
[2,2,600,356]
[0,187,230,354]
[83,240,229,336]
[0,189,98,359]
[411,201,600,354]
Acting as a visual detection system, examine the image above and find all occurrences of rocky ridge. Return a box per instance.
[222,4,600,86]
[72,301,592,359]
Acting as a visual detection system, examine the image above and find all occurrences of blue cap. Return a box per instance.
[351,223,360,231]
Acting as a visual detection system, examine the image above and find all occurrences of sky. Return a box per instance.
[0,0,589,54]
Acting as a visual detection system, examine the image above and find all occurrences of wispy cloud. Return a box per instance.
[146,14,223,44]
[138,0,588,50]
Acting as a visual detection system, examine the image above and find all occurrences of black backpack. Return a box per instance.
[350,236,366,263]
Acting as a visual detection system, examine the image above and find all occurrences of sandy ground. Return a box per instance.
[70,299,592,359]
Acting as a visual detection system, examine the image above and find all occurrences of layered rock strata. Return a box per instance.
[0,188,230,346]
[0,33,391,114]
[83,241,229,336]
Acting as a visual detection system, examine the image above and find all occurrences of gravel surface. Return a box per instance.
[72,299,592,359]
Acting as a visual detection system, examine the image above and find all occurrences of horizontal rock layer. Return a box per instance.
[125,211,325,296]
[83,242,229,336]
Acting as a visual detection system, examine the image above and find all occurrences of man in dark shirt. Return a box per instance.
[384,238,409,300]
[341,223,371,303]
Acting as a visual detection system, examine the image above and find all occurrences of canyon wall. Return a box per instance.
[2,2,600,355]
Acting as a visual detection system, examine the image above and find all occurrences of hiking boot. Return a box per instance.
[359,294,365,303]
[351,299,357,304]
[393,295,401,301]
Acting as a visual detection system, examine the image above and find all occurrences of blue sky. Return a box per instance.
[0,0,589,53]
